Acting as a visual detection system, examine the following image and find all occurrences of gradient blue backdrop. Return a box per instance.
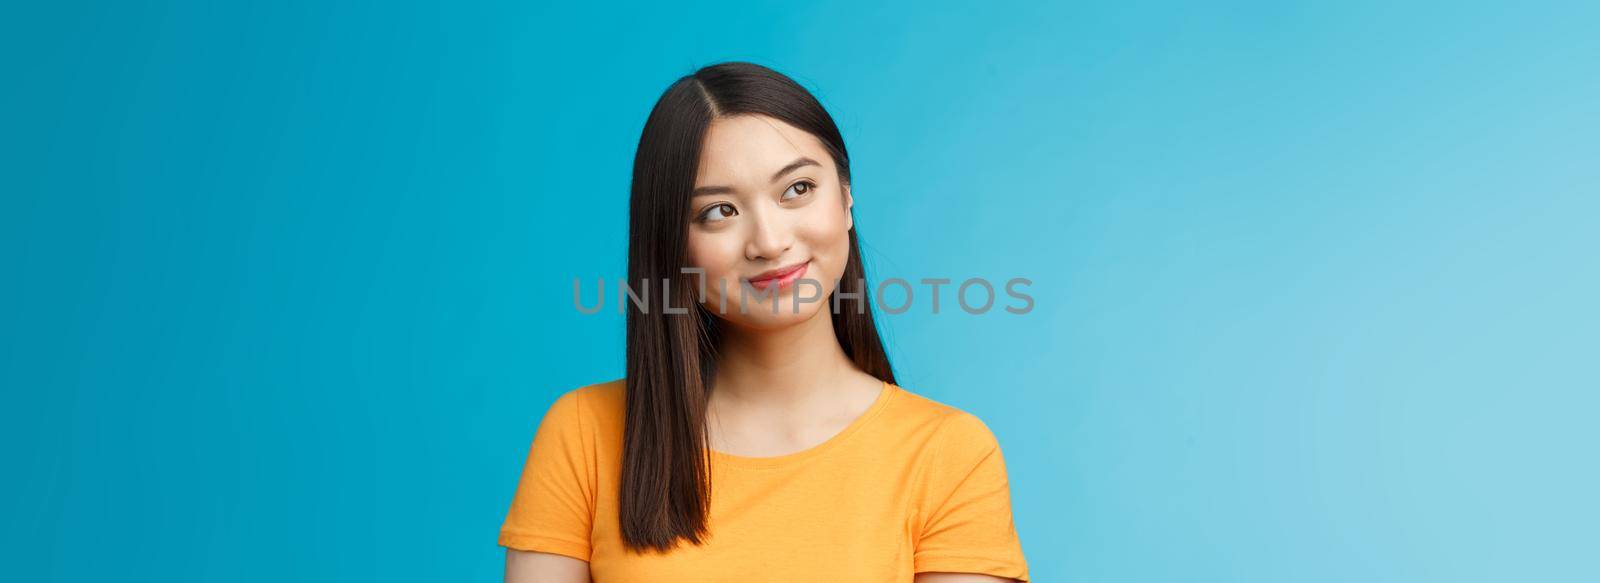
[3,1,1596,581]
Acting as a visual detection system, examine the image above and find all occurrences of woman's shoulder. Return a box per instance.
[886,383,1013,503]
[883,381,1005,450]
[564,377,625,407]
[550,377,626,433]
[889,381,996,428]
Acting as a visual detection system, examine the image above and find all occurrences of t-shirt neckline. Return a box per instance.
[709,379,897,470]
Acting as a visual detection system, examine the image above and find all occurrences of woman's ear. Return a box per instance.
[843,183,854,230]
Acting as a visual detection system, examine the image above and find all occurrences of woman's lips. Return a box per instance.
[746,261,809,291]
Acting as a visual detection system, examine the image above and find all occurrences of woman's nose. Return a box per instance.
[745,206,794,261]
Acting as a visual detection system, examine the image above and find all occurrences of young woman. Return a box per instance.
[500,61,1029,582]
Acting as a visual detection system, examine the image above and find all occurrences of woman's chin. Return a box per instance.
[709,299,828,330]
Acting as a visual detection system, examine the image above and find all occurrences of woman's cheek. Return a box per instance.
[687,250,734,296]
[818,204,852,253]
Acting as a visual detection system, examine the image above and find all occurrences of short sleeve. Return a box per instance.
[498,388,595,562]
[914,411,1030,582]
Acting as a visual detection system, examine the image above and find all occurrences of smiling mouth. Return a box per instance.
[745,261,810,291]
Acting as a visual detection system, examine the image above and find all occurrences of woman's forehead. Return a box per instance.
[695,114,830,187]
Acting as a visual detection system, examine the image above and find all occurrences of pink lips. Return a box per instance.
[745,261,809,291]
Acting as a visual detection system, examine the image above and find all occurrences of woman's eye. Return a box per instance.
[699,203,737,223]
[781,180,815,201]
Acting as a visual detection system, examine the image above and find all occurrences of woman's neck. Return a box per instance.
[710,309,856,409]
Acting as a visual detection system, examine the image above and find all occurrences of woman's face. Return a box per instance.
[685,114,854,330]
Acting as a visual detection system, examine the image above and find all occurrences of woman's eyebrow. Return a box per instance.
[769,156,820,182]
[692,157,820,197]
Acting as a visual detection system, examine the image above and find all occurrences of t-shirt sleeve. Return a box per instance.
[914,410,1030,582]
[498,388,595,562]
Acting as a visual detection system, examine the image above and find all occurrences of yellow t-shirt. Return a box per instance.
[498,378,1030,582]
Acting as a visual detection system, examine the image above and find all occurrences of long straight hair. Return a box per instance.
[620,61,896,553]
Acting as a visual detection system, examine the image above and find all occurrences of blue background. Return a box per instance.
[3,1,1596,581]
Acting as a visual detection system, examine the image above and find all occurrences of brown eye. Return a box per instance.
[699,203,737,223]
[782,180,815,201]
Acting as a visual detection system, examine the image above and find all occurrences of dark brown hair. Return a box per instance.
[620,61,896,553]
